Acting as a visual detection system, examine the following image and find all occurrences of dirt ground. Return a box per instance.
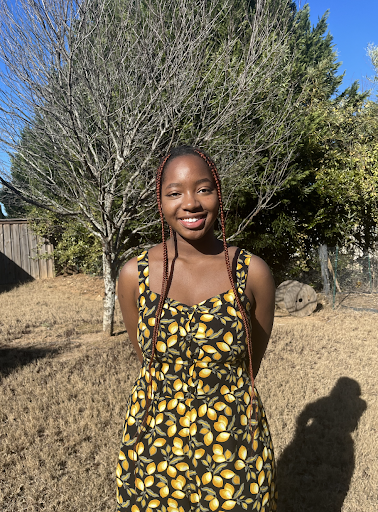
[0,275,377,512]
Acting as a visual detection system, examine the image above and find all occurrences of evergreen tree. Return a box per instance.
[228,5,374,280]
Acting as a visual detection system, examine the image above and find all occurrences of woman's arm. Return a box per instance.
[117,256,143,364]
[244,255,276,377]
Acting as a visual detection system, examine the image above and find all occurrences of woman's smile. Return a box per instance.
[178,214,207,229]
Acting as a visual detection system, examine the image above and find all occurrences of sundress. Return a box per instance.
[116,249,277,512]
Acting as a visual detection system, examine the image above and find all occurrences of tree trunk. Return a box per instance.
[319,244,330,296]
[103,249,116,336]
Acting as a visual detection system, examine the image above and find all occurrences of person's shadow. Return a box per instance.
[277,377,367,512]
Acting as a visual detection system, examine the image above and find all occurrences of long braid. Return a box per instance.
[194,149,256,439]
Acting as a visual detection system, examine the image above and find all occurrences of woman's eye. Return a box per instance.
[198,188,211,193]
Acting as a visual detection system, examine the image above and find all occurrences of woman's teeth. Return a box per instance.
[183,218,203,223]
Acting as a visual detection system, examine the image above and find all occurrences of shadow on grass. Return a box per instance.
[0,346,60,379]
[0,281,33,296]
[113,329,127,336]
[277,377,367,512]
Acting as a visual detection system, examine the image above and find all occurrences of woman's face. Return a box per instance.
[160,154,220,241]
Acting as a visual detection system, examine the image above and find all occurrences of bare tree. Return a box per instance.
[0,0,300,335]
[367,43,378,85]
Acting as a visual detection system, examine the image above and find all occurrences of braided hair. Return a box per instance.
[133,146,257,480]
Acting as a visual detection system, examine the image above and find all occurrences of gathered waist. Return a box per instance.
[140,357,248,376]
[133,358,252,402]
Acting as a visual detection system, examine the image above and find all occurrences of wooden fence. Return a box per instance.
[0,219,54,285]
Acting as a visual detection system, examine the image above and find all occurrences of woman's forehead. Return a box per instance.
[162,154,213,184]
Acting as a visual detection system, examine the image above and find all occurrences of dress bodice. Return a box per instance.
[136,248,252,369]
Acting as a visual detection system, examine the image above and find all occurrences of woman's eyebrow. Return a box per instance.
[195,178,213,185]
[164,182,181,190]
[164,177,212,190]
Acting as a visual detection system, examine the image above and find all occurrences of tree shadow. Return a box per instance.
[0,346,60,380]
[277,377,367,512]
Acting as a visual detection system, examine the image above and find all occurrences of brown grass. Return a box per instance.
[0,278,377,511]
[258,311,377,511]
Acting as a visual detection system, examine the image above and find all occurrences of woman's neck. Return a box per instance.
[167,231,225,260]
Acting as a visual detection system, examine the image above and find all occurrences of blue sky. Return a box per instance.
[307,0,378,94]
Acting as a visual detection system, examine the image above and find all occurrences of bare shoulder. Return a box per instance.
[118,255,139,303]
[243,252,275,299]
[247,253,274,281]
[119,255,139,282]
[228,245,239,260]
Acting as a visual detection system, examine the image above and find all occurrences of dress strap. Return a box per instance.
[235,249,252,295]
[137,250,149,286]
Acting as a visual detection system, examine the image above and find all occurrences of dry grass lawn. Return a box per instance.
[0,277,377,511]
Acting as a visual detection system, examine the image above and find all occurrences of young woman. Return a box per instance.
[116,146,277,512]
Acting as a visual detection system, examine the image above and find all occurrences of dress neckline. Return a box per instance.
[144,248,249,309]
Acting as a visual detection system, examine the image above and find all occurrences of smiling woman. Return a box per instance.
[116,146,277,512]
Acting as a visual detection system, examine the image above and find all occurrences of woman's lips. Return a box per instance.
[178,216,206,229]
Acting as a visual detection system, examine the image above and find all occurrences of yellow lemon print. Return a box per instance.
[116,249,276,512]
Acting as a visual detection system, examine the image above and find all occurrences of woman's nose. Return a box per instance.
[182,192,200,210]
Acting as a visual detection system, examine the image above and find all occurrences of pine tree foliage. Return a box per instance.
[231,5,378,278]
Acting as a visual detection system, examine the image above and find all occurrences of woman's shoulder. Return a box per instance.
[119,248,149,282]
[236,246,268,267]
[236,247,274,285]
[118,255,138,286]
[119,245,164,280]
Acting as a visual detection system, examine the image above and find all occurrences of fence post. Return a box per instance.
[333,246,339,308]
[367,252,373,293]
[319,244,330,296]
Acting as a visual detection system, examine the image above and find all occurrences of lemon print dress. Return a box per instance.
[116,249,277,512]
